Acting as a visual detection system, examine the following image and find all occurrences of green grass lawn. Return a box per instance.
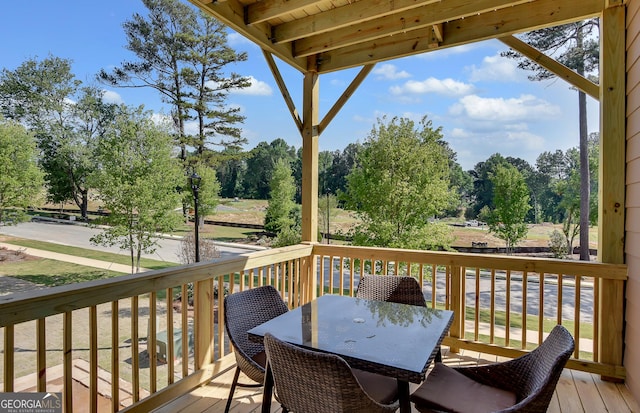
[0,258,124,287]
[171,223,261,243]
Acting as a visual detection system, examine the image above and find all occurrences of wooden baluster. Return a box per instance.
[490,269,496,344]
[449,265,463,353]
[112,301,120,411]
[4,325,14,392]
[522,271,528,349]
[64,312,73,412]
[37,319,46,391]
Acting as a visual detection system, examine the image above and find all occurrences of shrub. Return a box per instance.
[177,231,220,264]
[548,229,569,259]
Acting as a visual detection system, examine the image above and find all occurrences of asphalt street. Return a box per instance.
[0,220,263,263]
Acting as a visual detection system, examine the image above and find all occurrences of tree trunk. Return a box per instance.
[578,89,590,261]
[80,191,89,220]
[577,27,590,261]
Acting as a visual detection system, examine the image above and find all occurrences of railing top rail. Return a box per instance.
[311,244,628,280]
[0,244,313,328]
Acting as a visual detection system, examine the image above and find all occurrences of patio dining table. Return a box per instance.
[248,294,454,413]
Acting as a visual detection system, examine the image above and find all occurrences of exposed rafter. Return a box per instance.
[292,0,534,58]
[499,35,599,100]
[273,0,442,44]
[316,0,603,72]
[191,0,607,74]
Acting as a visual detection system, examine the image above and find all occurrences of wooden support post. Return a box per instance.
[298,56,320,304]
[449,265,464,353]
[301,56,319,243]
[598,4,626,381]
[195,278,213,369]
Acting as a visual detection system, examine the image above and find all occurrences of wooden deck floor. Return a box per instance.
[152,348,640,413]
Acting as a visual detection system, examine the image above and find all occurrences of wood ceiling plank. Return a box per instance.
[273,0,441,43]
[247,0,325,25]
[292,0,534,57]
[188,0,306,72]
[317,0,603,73]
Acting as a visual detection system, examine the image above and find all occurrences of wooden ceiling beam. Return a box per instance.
[319,64,375,135]
[317,0,603,73]
[293,0,534,57]
[273,0,441,44]
[262,50,303,133]
[499,35,599,100]
[247,0,323,25]
[188,0,306,72]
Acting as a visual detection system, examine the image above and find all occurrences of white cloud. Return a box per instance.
[503,130,546,150]
[232,76,273,96]
[101,89,123,104]
[227,31,254,47]
[449,94,560,121]
[449,128,471,138]
[150,112,172,127]
[183,120,198,136]
[467,54,518,82]
[373,64,411,80]
[390,77,474,97]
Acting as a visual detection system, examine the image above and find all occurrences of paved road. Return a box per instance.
[0,220,263,263]
[318,257,593,323]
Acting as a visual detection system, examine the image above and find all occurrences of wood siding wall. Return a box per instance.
[626,0,640,400]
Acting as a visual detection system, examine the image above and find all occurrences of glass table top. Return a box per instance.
[248,294,454,382]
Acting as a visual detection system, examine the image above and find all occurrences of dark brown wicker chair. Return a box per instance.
[223,285,289,413]
[355,275,426,307]
[411,325,575,413]
[263,333,399,413]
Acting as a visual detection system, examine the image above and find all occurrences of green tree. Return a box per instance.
[318,193,339,243]
[343,116,455,249]
[264,158,296,235]
[99,0,249,166]
[535,149,567,222]
[0,56,105,219]
[182,12,249,163]
[182,164,220,224]
[0,119,43,224]
[90,106,183,273]
[43,86,117,218]
[487,164,531,254]
[553,133,599,254]
[467,153,509,219]
[503,20,599,260]
[99,0,194,160]
[242,139,296,199]
[216,147,247,198]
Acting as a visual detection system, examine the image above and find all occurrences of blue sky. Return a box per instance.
[1,1,599,171]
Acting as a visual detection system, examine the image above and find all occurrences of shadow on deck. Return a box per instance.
[151,347,640,413]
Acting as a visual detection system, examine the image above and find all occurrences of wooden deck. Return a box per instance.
[152,348,640,413]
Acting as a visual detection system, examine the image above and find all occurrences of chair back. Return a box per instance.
[224,286,288,382]
[511,324,575,411]
[263,333,398,413]
[356,275,426,307]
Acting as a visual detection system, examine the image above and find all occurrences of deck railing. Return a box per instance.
[0,243,627,412]
[311,244,627,378]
